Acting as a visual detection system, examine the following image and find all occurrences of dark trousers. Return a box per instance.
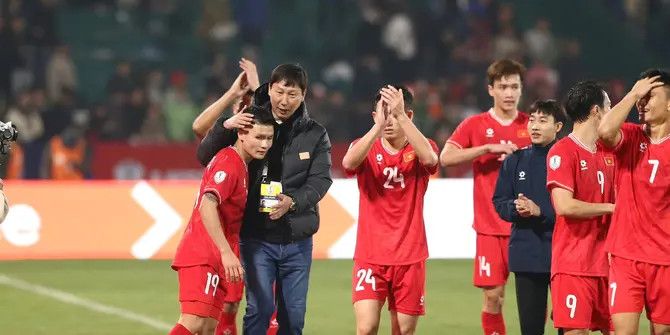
[241,237,313,335]
[515,272,559,335]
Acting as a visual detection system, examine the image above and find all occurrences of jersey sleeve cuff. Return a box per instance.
[612,129,626,152]
[446,140,463,149]
[202,188,222,205]
[546,180,574,193]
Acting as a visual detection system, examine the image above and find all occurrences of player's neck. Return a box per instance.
[571,123,599,150]
[382,137,408,153]
[646,121,670,141]
[491,105,518,121]
[232,143,252,164]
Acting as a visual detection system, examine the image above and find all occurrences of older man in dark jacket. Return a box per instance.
[493,100,565,335]
[197,64,332,335]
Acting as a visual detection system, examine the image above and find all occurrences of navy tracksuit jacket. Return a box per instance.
[493,143,556,273]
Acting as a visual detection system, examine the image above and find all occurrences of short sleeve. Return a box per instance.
[421,139,440,175]
[343,138,369,177]
[447,116,474,149]
[546,144,575,193]
[202,153,238,204]
[613,123,641,153]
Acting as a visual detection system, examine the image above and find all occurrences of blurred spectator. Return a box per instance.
[8,16,32,93]
[46,45,78,102]
[6,89,44,143]
[40,123,91,180]
[556,39,586,96]
[493,24,523,60]
[0,17,22,102]
[198,0,236,49]
[130,103,167,144]
[163,71,198,142]
[126,87,148,136]
[381,2,417,82]
[524,18,558,66]
[106,60,134,95]
[525,61,559,102]
[145,69,165,105]
[42,87,77,139]
[235,0,268,48]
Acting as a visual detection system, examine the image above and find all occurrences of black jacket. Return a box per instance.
[493,143,556,273]
[197,83,333,243]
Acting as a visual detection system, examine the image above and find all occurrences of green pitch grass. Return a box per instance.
[0,260,650,334]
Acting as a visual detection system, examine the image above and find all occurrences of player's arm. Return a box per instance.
[380,86,438,166]
[439,135,517,167]
[440,143,493,166]
[199,192,244,282]
[341,115,383,172]
[192,89,241,139]
[492,154,522,222]
[598,76,664,147]
[193,70,252,139]
[550,187,614,219]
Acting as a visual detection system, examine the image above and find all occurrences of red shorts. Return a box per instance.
[351,260,426,316]
[177,264,238,319]
[473,234,509,287]
[551,273,611,331]
[609,255,670,324]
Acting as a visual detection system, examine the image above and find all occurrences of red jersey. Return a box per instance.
[448,110,531,236]
[345,138,439,265]
[606,123,670,265]
[172,147,248,269]
[546,135,616,277]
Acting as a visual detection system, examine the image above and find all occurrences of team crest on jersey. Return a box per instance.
[518,171,526,181]
[549,155,561,170]
[517,129,529,138]
[486,128,494,138]
[214,171,227,184]
[403,151,416,163]
[580,160,588,170]
[604,156,615,166]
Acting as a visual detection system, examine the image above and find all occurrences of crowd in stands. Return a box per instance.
[0,0,666,178]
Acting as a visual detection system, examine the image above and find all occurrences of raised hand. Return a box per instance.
[223,109,254,130]
[379,86,405,118]
[239,58,260,91]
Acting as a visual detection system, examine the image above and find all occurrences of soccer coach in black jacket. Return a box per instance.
[493,100,565,335]
[197,64,332,335]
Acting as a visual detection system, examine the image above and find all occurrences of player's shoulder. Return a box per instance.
[621,122,645,139]
[515,111,530,122]
[622,122,643,132]
[461,111,489,124]
[210,147,243,171]
[547,137,575,159]
[550,136,574,151]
